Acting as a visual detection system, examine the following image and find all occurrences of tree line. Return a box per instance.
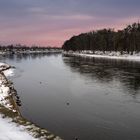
[62,22,140,54]
[0,44,61,52]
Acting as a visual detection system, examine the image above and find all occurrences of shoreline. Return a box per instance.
[0,63,62,140]
[0,50,62,55]
[63,51,140,62]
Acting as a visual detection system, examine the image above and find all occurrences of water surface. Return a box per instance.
[1,53,140,140]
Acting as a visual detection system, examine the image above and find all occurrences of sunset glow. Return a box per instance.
[0,0,139,47]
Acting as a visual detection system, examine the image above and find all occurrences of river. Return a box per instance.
[1,53,140,140]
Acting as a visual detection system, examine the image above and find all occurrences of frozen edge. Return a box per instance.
[63,51,140,62]
[0,63,63,140]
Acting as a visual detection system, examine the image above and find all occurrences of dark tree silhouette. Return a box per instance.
[62,22,140,54]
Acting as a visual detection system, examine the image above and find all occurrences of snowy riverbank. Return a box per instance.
[0,63,62,140]
[63,51,140,61]
[0,49,62,55]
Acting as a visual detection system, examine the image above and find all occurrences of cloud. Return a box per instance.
[0,0,139,46]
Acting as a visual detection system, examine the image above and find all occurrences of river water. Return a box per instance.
[1,53,140,140]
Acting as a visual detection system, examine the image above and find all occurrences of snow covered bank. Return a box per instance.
[0,63,62,140]
[63,51,140,61]
[0,63,18,113]
[0,114,37,140]
[0,108,62,140]
[0,50,62,55]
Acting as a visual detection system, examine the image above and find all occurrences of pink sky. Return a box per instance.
[0,17,138,47]
[0,0,139,47]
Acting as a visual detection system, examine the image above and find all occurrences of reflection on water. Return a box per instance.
[1,52,61,62]
[1,53,140,140]
[63,55,140,98]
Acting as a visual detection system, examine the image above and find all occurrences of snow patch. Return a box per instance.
[0,63,14,77]
[0,78,14,111]
[0,115,37,140]
[3,68,14,77]
[0,63,15,111]
[63,51,140,61]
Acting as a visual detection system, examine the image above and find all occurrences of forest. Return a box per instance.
[62,22,140,54]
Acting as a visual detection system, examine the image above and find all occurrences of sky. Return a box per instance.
[0,0,140,47]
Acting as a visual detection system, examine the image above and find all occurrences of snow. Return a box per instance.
[0,63,14,77]
[0,80,12,111]
[0,115,37,140]
[63,51,140,61]
[0,83,14,111]
[0,63,15,111]
[0,63,5,66]
[0,50,62,55]
[3,68,14,77]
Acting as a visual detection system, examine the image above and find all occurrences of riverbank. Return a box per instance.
[63,51,140,61]
[0,63,62,140]
[0,50,62,55]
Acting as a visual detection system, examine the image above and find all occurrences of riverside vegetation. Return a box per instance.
[62,22,140,54]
